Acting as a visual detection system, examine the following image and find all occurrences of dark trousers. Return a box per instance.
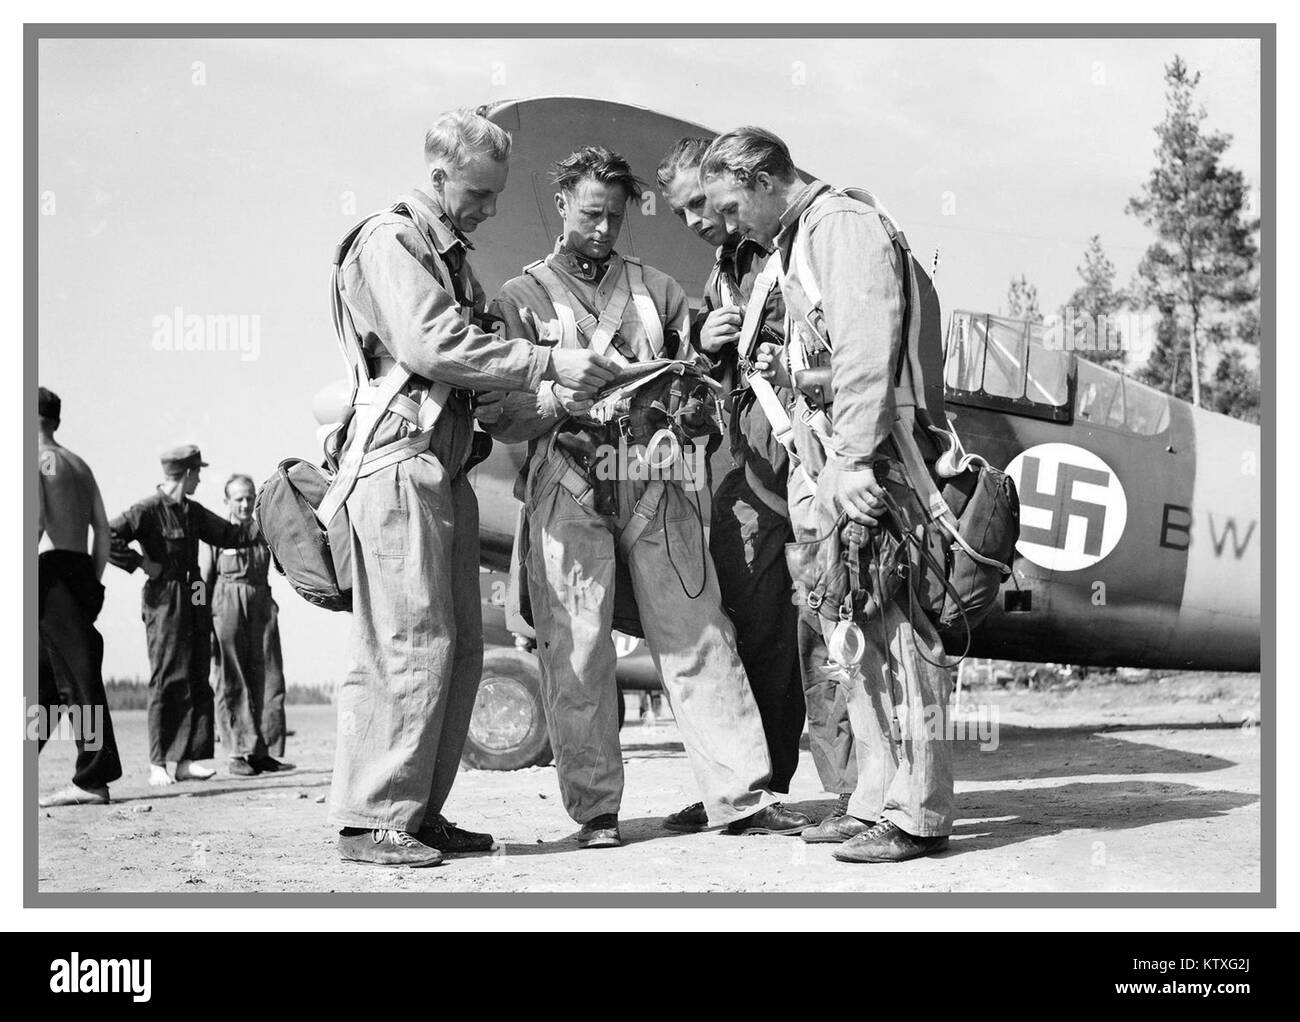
[212,579,272,760]
[261,599,287,757]
[709,469,805,793]
[142,578,214,765]
[38,552,122,789]
[798,609,858,795]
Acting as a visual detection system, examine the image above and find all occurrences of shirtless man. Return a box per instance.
[37,386,122,806]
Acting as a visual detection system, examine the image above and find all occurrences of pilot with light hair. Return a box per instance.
[701,126,954,863]
[325,107,618,868]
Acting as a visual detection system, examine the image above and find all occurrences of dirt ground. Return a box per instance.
[35,673,1262,895]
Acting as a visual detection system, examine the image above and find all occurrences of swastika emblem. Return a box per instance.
[1005,443,1127,572]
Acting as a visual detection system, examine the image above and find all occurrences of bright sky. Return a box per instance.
[36,35,1261,685]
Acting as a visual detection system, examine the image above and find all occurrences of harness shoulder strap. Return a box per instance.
[787,187,938,422]
[592,258,636,357]
[623,259,665,359]
[319,200,459,521]
[730,251,796,454]
[525,260,589,349]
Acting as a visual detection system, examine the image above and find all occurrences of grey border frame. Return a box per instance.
[25,21,1275,909]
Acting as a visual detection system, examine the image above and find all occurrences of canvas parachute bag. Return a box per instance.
[779,186,1020,646]
[255,199,455,612]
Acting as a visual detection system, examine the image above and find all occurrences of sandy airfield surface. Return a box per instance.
[35,673,1262,896]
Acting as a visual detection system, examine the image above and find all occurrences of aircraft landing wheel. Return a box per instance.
[462,648,553,771]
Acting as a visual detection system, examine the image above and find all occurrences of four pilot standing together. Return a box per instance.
[39,108,955,871]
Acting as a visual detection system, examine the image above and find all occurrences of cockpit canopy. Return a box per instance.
[943,310,1171,436]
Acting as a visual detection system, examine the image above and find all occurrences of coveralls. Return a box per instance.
[778,181,955,838]
[701,236,854,796]
[488,240,777,827]
[204,534,286,761]
[328,189,551,832]
[110,493,260,766]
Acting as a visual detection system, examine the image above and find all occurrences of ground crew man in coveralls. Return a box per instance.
[327,109,617,867]
[203,473,293,777]
[702,127,953,862]
[37,386,123,806]
[656,138,859,832]
[110,445,260,788]
[483,145,811,847]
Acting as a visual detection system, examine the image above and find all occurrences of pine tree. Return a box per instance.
[1126,55,1259,407]
[1006,274,1042,322]
[1067,235,1127,365]
[1137,308,1194,403]
[1211,348,1260,423]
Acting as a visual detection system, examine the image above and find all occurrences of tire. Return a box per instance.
[461,648,554,771]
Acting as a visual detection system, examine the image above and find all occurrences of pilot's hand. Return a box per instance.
[700,306,742,353]
[832,469,888,529]
[547,348,619,391]
[141,553,164,581]
[554,386,595,417]
[753,342,791,388]
[472,391,506,425]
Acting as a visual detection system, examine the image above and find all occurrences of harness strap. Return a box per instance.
[785,332,834,445]
[525,256,663,366]
[317,200,463,523]
[316,362,415,526]
[528,440,668,561]
[725,250,798,455]
[625,260,665,358]
[617,480,667,561]
[529,441,596,510]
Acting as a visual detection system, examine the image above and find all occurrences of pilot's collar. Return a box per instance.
[407,188,475,253]
[552,238,613,283]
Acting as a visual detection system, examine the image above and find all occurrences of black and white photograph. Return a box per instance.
[25,20,1272,913]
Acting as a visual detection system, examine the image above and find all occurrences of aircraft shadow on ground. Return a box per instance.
[490,812,843,858]
[623,725,1242,781]
[952,725,1240,782]
[947,780,1259,856]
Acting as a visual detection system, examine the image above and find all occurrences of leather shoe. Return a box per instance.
[249,755,295,773]
[832,820,949,863]
[663,801,708,832]
[577,814,621,848]
[802,814,875,844]
[337,829,443,867]
[416,814,495,853]
[724,803,811,836]
[227,757,258,777]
